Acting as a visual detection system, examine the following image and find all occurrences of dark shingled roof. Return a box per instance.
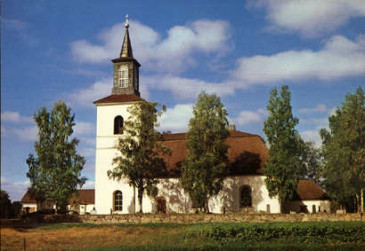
[160,130,268,177]
[296,180,328,200]
[21,189,95,205]
[94,94,142,104]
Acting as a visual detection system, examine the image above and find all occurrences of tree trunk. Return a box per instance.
[138,187,143,213]
[361,188,364,213]
[205,199,210,214]
[356,194,360,213]
[279,199,283,214]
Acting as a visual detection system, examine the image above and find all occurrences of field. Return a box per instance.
[1,221,365,250]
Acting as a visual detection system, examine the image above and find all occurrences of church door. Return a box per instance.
[156,197,166,214]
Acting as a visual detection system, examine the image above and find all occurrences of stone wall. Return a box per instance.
[80,213,364,224]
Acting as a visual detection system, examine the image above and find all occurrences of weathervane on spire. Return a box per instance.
[125,14,129,28]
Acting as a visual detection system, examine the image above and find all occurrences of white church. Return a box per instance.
[90,17,331,215]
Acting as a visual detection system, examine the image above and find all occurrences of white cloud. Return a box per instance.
[231,109,266,126]
[82,138,96,145]
[82,160,95,172]
[158,104,193,132]
[1,125,7,136]
[68,77,150,108]
[1,177,30,201]
[74,122,95,136]
[71,19,230,73]
[82,180,95,189]
[69,79,111,107]
[2,18,37,44]
[144,75,235,99]
[300,129,322,147]
[299,104,329,114]
[250,0,365,37]
[232,35,365,86]
[12,126,38,142]
[79,147,95,158]
[1,111,33,123]
[329,107,338,116]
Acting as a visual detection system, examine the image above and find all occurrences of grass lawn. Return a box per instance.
[1,221,364,250]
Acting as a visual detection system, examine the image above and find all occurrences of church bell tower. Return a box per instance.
[111,14,140,96]
[94,15,143,215]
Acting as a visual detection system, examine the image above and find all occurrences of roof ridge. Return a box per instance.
[161,130,262,141]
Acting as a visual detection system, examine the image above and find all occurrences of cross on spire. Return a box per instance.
[125,14,129,28]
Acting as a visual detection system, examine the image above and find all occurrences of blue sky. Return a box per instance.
[2,0,365,201]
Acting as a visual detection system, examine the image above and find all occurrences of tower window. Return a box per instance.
[113,190,123,211]
[114,116,124,134]
[118,65,128,88]
[239,186,252,208]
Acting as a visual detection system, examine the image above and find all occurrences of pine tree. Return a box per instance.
[26,101,86,212]
[263,85,302,212]
[108,100,169,213]
[320,87,365,212]
[181,92,229,213]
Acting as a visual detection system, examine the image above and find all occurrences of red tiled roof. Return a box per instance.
[296,180,327,200]
[160,130,268,176]
[94,94,142,104]
[21,189,95,205]
[21,191,37,204]
[70,189,95,205]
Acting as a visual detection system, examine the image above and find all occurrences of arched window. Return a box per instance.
[114,190,123,211]
[114,116,124,134]
[240,186,252,208]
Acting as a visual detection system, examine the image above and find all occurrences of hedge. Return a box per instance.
[185,222,365,244]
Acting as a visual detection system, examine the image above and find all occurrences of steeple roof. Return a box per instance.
[120,14,133,58]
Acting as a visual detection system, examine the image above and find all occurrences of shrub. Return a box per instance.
[185,222,365,244]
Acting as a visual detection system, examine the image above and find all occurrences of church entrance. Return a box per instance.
[155,197,166,214]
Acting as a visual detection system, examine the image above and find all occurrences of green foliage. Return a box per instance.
[320,87,365,209]
[263,85,303,209]
[26,101,86,211]
[108,100,169,213]
[300,141,323,185]
[0,190,11,218]
[185,221,365,245]
[181,92,229,212]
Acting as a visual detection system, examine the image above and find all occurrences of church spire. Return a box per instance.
[111,14,140,96]
[120,14,133,58]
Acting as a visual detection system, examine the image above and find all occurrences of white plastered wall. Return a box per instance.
[95,102,138,215]
[288,200,331,213]
[209,175,281,213]
[22,203,37,213]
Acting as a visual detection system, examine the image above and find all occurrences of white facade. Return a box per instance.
[68,204,95,215]
[94,101,282,214]
[22,203,38,213]
[95,102,138,214]
[288,200,331,213]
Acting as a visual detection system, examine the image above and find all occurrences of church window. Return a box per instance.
[118,65,128,88]
[239,186,252,208]
[114,190,123,211]
[114,116,124,134]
